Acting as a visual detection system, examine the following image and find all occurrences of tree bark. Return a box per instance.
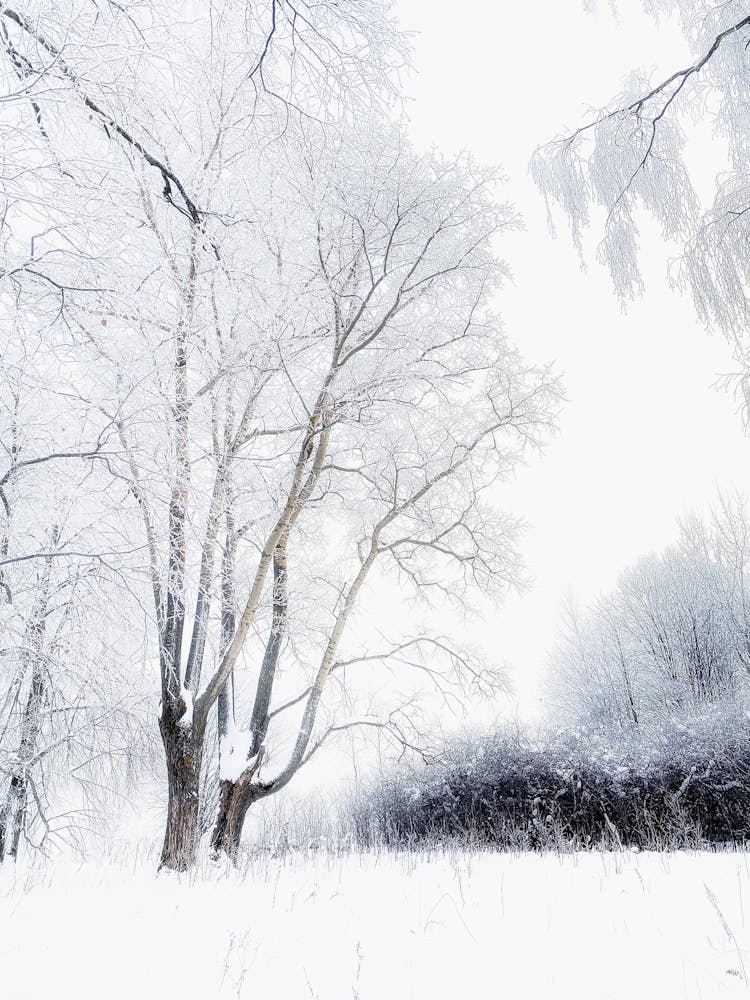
[158,715,203,871]
[0,651,45,862]
[248,545,287,756]
[0,775,26,861]
[210,776,266,861]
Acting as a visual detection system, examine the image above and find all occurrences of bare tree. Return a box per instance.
[0,3,558,871]
[549,511,749,729]
[0,332,146,860]
[206,127,559,858]
[550,599,644,729]
[73,119,556,869]
[680,492,750,675]
[0,0,410,870]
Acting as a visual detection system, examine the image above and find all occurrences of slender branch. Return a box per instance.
[1,7,211,237]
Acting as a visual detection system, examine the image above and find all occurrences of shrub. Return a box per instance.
[351,710,750,850]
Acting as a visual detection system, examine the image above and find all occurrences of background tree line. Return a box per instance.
[551,496,750,728]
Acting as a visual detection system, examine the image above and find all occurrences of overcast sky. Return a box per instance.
[392,0,750,718]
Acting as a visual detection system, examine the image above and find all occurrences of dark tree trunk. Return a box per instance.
[0,775,26,862]
[159,715,203,871]
[210,777,265,861]
[0,655,45,863]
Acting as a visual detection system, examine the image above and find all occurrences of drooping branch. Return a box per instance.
[549,13,750,173]
[615,14,750,199]
[532,10,750,264]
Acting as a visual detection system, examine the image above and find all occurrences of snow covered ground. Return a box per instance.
[2,848,750,998]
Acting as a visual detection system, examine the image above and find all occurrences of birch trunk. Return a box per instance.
[0,609,47,861]
[0,775,27,860]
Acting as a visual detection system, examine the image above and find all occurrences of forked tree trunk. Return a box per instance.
[210,513,268,862]
[159,716,203,871]
[210,776,266,861]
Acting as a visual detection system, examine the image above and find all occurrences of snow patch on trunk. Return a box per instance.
[219,726,256,781]
[177,688,193,728]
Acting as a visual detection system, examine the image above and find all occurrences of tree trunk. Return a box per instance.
[210,777,265,861]
[0,654,45,862]
[159,716,203,871]
[0,775,26,861]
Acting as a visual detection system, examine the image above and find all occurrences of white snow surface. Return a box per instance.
[177,687,193,728]
[219,726,256,781]
[2,849,750,998]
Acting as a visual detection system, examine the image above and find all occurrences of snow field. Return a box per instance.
[2,849,749,999]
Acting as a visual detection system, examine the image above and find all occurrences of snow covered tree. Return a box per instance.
[206,127,559,859]
[0,2,558,870]
[549,504,750,728]
[0,330,147,860]
[0,0,410,871]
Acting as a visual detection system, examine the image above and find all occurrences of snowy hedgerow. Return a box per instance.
[352,710,750,850]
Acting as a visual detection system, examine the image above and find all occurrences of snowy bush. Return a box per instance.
[352,710,750,850]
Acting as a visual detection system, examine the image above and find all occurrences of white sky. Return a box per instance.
[393,0,750,718]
